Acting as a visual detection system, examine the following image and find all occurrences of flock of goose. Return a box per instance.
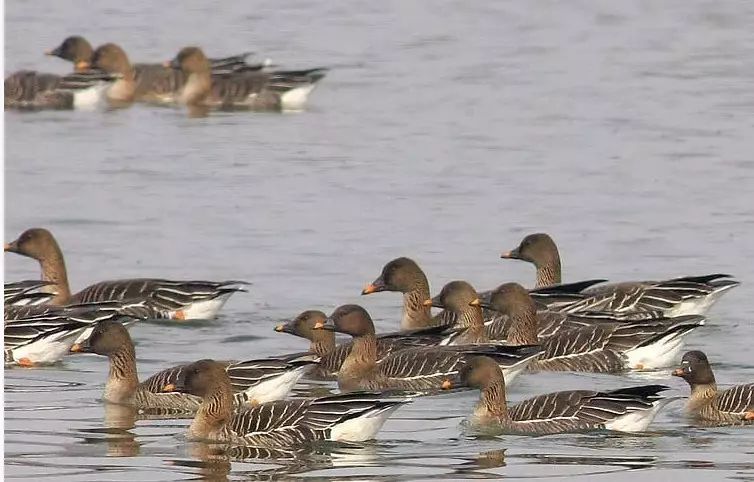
[4,36,327,112]
[4,226,752,451]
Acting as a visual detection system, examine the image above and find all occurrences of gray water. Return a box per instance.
[5,0,754,480]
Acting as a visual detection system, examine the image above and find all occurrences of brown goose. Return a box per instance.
[4,68,121,110]
[442,356,675,434]
[672,351,753,424]
[274,309,453,379]
[44,36,258,103]
[4,228,246,320]
[164,359,411,447]
[314,304,541,392]
[5,301,146,367]
[361,257,454,329]
[70,320,317,410]
[425,280,490,344]
[474,282,705,372]
[88,43,137,105]
[166,46,327,111]
[501,233,739,316]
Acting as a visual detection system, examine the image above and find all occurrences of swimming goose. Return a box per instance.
[46,35,94,71]
[314,304,542,392]
[70,320,318,411]
[5,227,247,320]
[361,257,454,329]
[274,309,453,379]
[672,351,753,424]
[4,69,121,110]
[500,233,739,316]
[4,302,144,367]
[425,281,490,344]
[5,280,57,306]
[442,356,675,434]
[166,46,327,111]
[474,282,705,371]
[165,358,411,446]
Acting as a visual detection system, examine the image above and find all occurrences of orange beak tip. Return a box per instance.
[313,322,325,330]
[361,284,376,295]
[4,243,12,252]
[470,298,480,306]
[500,251,511,258]
[744,411,754,421]
[163,61,171,68]
[671,369,683,377]
[274,325,284,332]
[162,383,176,392]
[70,344,82,353]
[441,380,453,390]
[422,299,433,307]
[75,60,90,70]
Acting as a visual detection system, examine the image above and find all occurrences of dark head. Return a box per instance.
[673,350,716,386]
[46,36,94,70]
[362,257,427,295]
[500,233,558,267]
[274,309,332,342]
[167,359,227,398]
[70,320,132,357]
[91,43,131,74]
[443,356,503,391]
[5,228,60,261]
[166,46,210,73]
[314,304,376,337]
[472,282,533,315]
[426,280,479,313]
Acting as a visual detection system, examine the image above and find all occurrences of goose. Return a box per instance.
[361,257,455,329]
[70,320,318,411]
[500,233,739,316]
[473,282,705,371]
[672,351,753,424]
[4,227,247,320]
[314,304,542,392]
[166,46,327,111]
[164,358,411,446]
[4,280,57,306]
[36,36,263,106]
[4,302,145,366]
[274,309,456,379]
[442,356,676,434]
[5,69,121,110]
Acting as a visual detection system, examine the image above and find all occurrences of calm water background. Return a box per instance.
[4,0,754,480]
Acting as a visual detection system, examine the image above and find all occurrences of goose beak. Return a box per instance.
[70,343,82,353]
[361,276,386,295]
[75,60,90,70]
[422,298,433,307]
[4,242,12,252]
[469,298,480,306]
[441,379,453,390]
[500,248,520,259]
[274,324,285,332]
[162,383,176,392]
[671,368,685,377]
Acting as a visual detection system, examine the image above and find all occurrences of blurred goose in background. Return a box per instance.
[4,227,247,320]
[314,304,542,391]
[442,356,676,434]
[166,46,327,111]
[500,233,739,316]
[71,320,318,411]
[474,282,705,372]
[44,35,262,103]
[4,302,146,367]
[274,308,455,379]
[164,358,411,446]
[673,351,753,424]
[4,68,121,110]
